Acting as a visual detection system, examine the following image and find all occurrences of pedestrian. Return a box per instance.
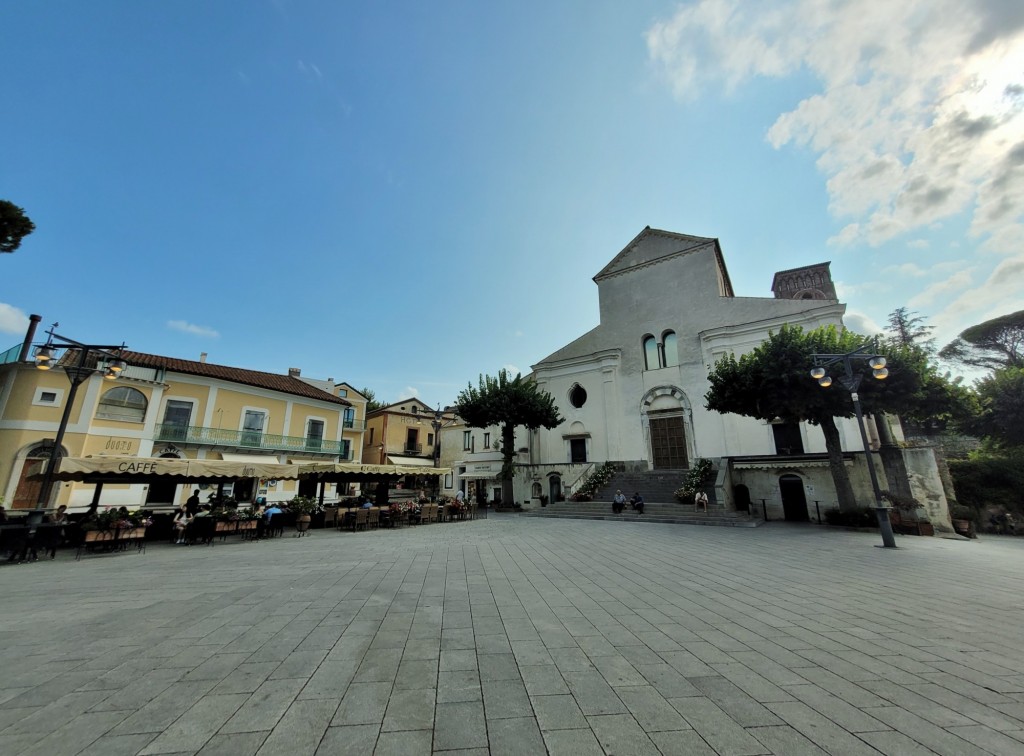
[613,490,626,514]
[186,489,201,515]
[695,491,709,512]
[631,492,644,515]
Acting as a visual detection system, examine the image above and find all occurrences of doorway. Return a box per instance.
[549,476,562,503]
[779,474,809,521]
[733,484,751,513]
[11,443,58,509]
[650,415,688,469]
[145,453,183,506]
[569,439,587,464]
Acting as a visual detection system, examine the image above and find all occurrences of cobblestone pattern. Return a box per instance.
[1,517,1023,755]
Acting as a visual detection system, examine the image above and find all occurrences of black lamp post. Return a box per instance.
[33,325,127,515]
[810,342,896,548]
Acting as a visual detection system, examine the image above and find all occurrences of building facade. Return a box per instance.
[0,347,360,511]
[513,227,934,522]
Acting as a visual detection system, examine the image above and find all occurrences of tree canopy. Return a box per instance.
[705,324,970,511]
[939,309,1024,371]
[360,387,384,413]
[0,200,35,254]
[966,367,1024,450]
[454,370,563,503]
[887,307,935,352]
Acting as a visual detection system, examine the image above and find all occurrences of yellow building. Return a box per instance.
[363,399,455,471]
[0,346,363,511]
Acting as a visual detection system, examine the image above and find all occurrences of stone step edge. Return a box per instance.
[521,513,763,527]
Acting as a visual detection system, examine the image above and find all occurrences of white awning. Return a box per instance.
[220,453,282,464]
[386,456,436,468]
[459,472,498,480]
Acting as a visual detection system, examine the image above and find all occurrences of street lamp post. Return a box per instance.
[33,325,127,516]
[810,342,897,549]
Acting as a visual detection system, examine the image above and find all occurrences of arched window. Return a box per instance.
[662,331,678,367]
[642,336,659,370]
[96,386,148,422]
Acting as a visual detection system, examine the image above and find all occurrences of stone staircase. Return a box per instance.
[593,469,691,505]
[522,500,762,528]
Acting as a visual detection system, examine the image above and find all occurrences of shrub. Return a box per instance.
[824,508,879,528]
[949,455,1024,515]
[674,458,714,503]
[572,462,616,501]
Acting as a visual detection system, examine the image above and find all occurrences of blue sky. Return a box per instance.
[2,1,1022,408]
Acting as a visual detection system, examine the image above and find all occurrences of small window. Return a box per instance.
[483,432,491,448]
[368,427,375,445]
[643,336,658,370]
[427,432,434,446]
[662,331,678,368]
[337,388,348,397]
[40,391,57,403]
[463,431,472,451]
[96,386,148,422]
[569,384,587,408]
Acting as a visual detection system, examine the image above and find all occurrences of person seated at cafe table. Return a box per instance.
[49,504,69,526]
[172,503,192,544]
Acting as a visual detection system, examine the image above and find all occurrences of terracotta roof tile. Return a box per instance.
[87,350,351,406]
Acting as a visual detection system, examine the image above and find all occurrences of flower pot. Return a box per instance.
[296,514,311,534]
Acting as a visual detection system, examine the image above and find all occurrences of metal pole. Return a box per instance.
[761,499,768,521]
[815,500,821,523]
[851,390,897,548]
[36,349,91,508]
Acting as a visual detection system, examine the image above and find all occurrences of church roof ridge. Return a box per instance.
[593,226,719,282]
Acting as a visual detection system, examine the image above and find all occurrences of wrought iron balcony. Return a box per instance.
[155,424,350,457]
[342,418,365,431]
[404,443,423,454]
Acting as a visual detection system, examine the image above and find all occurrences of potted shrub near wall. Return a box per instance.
[950,505,977,538]
[290,496,317,536]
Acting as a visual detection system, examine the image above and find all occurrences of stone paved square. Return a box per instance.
[2,516,1023,755]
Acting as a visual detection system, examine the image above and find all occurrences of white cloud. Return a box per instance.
[908,268,976,309]
[167,320,219,338]
[931,252,1024,340]
[647,1,1024,252]
[842,309,884,336]
[882,262,929,278]
[906,239,930,250]
[0,303,29,335]
[398,386,420,401]
[503,364,521,376]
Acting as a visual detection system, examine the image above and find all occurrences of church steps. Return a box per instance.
[523,500,762,527]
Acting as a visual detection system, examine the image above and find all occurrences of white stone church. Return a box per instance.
[506,227,950,525]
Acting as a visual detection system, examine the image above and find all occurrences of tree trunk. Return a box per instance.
[500,423,516,506]
[820,416,857,512]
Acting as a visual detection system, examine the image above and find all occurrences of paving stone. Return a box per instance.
[562,670,627,715]
[315,723,379,755]
[541,726,605,755]
[382,687,435,732]
[333,682,393,726]
[647,730,719,756]
[140,693,249,754]
[373,728,432,755]
[487,715,546,755]
[586,713,661,755]
[220,678,305,734]
[616,685,691,732]
[670,696,771,756]
[255,699,337,755]
[437,670,481,703]
[532,693,589,731]
[520,664,571,696]
[197,730,270,756]
[433,701,487,751]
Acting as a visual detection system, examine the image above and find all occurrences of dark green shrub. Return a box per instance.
[949,455,1024,515]
[824,508,879,527]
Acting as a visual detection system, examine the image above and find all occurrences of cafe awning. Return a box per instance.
[301,462,451,479]
[220,453,282,464]
[386,455,436,467]
[29,455,304,482]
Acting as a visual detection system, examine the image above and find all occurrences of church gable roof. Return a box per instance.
[593,227,719,282]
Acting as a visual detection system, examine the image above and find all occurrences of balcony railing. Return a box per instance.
[342,418,365,431]
[404,443,423,454]
[156,424,350,457]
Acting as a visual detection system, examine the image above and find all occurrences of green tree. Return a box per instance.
[887,307,935,352]
[454,370,563,504]
[360,387,384,412]
[939,310,1024,371]
[705,324,968,511]
[0,200,35,253]
[967,367,1024,450]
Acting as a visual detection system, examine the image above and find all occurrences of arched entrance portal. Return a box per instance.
[779,474,809,522]
[11,443,63,509]
[641,386,691,470]
[733,484,751,513]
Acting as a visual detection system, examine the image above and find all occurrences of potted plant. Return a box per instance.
[950,505,977,538]
[881,490,933,536]
[290,496,318,535]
